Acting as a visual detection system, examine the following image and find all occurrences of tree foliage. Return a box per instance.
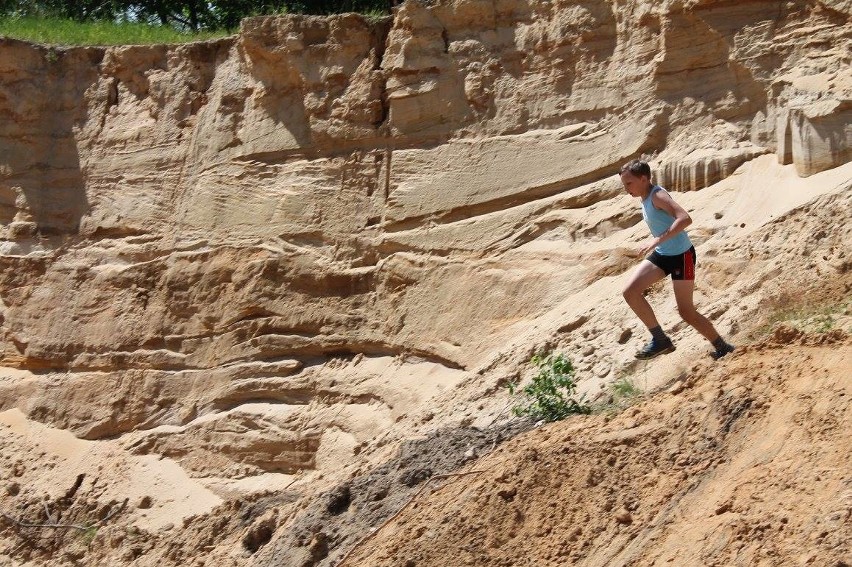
[0,0,394,31]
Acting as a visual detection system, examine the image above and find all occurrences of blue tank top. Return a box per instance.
[642,186,692,255]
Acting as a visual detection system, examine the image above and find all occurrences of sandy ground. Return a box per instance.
[0,408,222,532]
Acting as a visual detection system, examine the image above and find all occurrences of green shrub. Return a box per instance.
[508,352,591,422]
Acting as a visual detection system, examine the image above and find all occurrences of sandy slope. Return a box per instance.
[0,408,222,533]
[344,329,852,567]
[0,156,848,567]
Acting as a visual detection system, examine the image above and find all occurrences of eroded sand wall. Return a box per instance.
[0,1,850,565]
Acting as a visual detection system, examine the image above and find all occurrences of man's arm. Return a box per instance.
[651,190,692,244]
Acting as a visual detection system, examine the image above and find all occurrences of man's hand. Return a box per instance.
[639,237,661,257]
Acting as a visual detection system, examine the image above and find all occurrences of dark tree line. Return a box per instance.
[0,0,398,31]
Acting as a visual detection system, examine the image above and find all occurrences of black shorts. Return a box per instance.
[647,246,696,280]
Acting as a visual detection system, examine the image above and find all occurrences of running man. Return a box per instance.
[620,159,735,360]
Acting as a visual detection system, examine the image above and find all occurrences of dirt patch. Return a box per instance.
[253,420,533,567]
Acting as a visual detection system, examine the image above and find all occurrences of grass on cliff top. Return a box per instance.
[0,9,391,47]
[0,17,230,46]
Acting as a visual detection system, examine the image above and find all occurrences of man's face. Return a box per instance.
[620,170,649,198]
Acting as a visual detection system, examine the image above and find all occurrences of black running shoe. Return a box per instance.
[710,342,735,360]
[635,337,675,360]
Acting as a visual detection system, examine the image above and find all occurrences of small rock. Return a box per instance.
[401,469,431,487]
[464,447,477,460]
[585,469,601,487]
[497,486,517,502]
[592,391,612,404]
[8,221,37,239]
[371,486,388,501]
[326,483,351,514]
[617,328,632,344]
[242,516,277,554]
[614,509,633,524]
[308,532,328,561]
[714,212,724,219]
[6,482,20,496]
[668,382,685,395]
[137,496,152,509]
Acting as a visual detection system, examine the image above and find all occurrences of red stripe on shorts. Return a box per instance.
[684,249,695,280]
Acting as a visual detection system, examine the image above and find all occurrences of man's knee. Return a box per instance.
[677,305,698,321]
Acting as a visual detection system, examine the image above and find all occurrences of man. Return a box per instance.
[620,159,735,360]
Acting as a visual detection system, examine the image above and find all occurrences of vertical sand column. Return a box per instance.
[787,102,852,177]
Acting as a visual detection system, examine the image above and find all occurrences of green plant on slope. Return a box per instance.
[82,525,98,546]
[591,374,643,414]
[813,313,835,333]
[508,352,591,422]
[750,294,850,339]
[611,376,640,402]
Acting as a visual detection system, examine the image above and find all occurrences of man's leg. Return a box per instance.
[672,279,721,341]
[673,280,735,358]
[623,260,666,328]
[623,261,676,358]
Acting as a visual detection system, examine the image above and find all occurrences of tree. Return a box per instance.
[0,1,394,31]
[0,0,125,21]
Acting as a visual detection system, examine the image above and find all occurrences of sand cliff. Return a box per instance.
[0,1,850,565]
